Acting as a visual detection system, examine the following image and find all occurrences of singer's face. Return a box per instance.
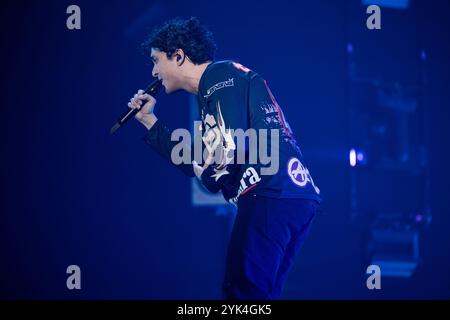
[150,48,180,94]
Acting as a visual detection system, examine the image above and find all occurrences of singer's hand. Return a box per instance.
[128,89,157,129]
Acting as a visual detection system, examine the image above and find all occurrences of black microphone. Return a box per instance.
[110,79,163,134]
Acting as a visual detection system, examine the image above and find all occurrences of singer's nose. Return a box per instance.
[152,66,158,78]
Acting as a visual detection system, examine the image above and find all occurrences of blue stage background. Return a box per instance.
[1,0,449,299]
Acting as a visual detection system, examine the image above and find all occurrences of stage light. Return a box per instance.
[362,0,410,10]
[357,151,364,162]
[367,228,419,278]
[350,148,357,167]
[350,148,367,167]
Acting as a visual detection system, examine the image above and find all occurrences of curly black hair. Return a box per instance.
[142,17,217,65]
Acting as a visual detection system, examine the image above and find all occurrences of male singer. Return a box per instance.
[127,17,321,300]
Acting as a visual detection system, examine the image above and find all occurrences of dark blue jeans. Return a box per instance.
[223,194,318,300]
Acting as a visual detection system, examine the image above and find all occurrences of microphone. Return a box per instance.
[110,79,163,134]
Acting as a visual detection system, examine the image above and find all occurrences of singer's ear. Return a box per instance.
[173,49,185,65]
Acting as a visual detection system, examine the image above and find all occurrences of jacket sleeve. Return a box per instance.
[143,119,196,178]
